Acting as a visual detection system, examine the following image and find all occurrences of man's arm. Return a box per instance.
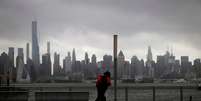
[96,75,102,87]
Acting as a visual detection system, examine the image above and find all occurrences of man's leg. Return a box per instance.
[103,96,106,101]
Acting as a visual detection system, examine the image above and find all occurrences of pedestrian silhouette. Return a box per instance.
[95,71,111,101]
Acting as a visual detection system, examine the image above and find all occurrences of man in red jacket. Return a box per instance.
[95,71,111,101]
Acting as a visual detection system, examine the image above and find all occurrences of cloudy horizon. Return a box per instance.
[0,0,201,63]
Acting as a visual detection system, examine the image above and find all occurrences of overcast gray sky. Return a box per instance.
[0,0,201,62]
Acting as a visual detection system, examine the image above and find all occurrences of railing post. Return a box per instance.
[153,87,155,101]
[6,71,10,87]
[69,87,72,92]
[189,96,192,101]
[180,87,183,101]
[125,87,128,101]
[28,90,35,101]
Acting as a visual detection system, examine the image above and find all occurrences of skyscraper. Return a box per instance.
[85,52,89,64]
[63,52,72,73]
[0,52,10,83]
[147,46,153,61]
[53,52,62,76]
[156,55,166,78]
[8,47,15,82]
[181,56,189,63]
[16,48,25,82]
[18,48,24,60]
[8,47,14,67]
[131,56,140,79]
[194,58,201,78]
[89,54,97,79]
[123,61,130,79]
[103,55,112,72]
[168,53,176,73]
[117,50,125,79]
[26,43,30,61]
[72,48,76,73]
[72,48,76,63]
[91,54,97,64]
[47,41,50,54]
[46,41,51,77]
[181,56,191,78]
[41,53,51,79]
[32,21,40,67]
[146,46,154,78]
[22,43,31,81]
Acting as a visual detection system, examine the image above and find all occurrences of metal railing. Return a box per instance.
[0,83,201,101]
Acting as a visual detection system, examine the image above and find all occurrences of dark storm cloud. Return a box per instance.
[0,0,201,60]
[1,0,201,36]
[58,0,201,34]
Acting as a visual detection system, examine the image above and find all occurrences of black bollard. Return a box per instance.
[189,96,192,101]
[0,76,1,86]
[6,71,10,87]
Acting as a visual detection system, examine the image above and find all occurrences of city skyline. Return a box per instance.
[1,35,200,82]
[0,40,200,66]
[0,38,200,64]
[0,20,200,83]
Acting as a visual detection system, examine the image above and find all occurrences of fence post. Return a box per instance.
[189,96,192,101]
[125,87,128,101]
[153,87,155,101]
[69,87,72,92]
[180,87,183,101]
[28,90,35,101]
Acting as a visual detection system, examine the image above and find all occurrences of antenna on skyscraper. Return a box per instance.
[171,45,173,56]
[167,45,169,52]
[32,16,40,44]
[47,41,50,54]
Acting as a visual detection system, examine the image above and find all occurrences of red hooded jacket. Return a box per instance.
[96,74,111,87]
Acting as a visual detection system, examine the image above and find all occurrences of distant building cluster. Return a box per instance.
[0,21,201,84]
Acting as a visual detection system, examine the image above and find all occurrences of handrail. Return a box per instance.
[0,83,199,89]
[0,84,200,101]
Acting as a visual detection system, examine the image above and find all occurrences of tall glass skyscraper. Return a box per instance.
[32,21,40,69]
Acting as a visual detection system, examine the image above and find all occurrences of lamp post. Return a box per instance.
[113,34,118,101]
